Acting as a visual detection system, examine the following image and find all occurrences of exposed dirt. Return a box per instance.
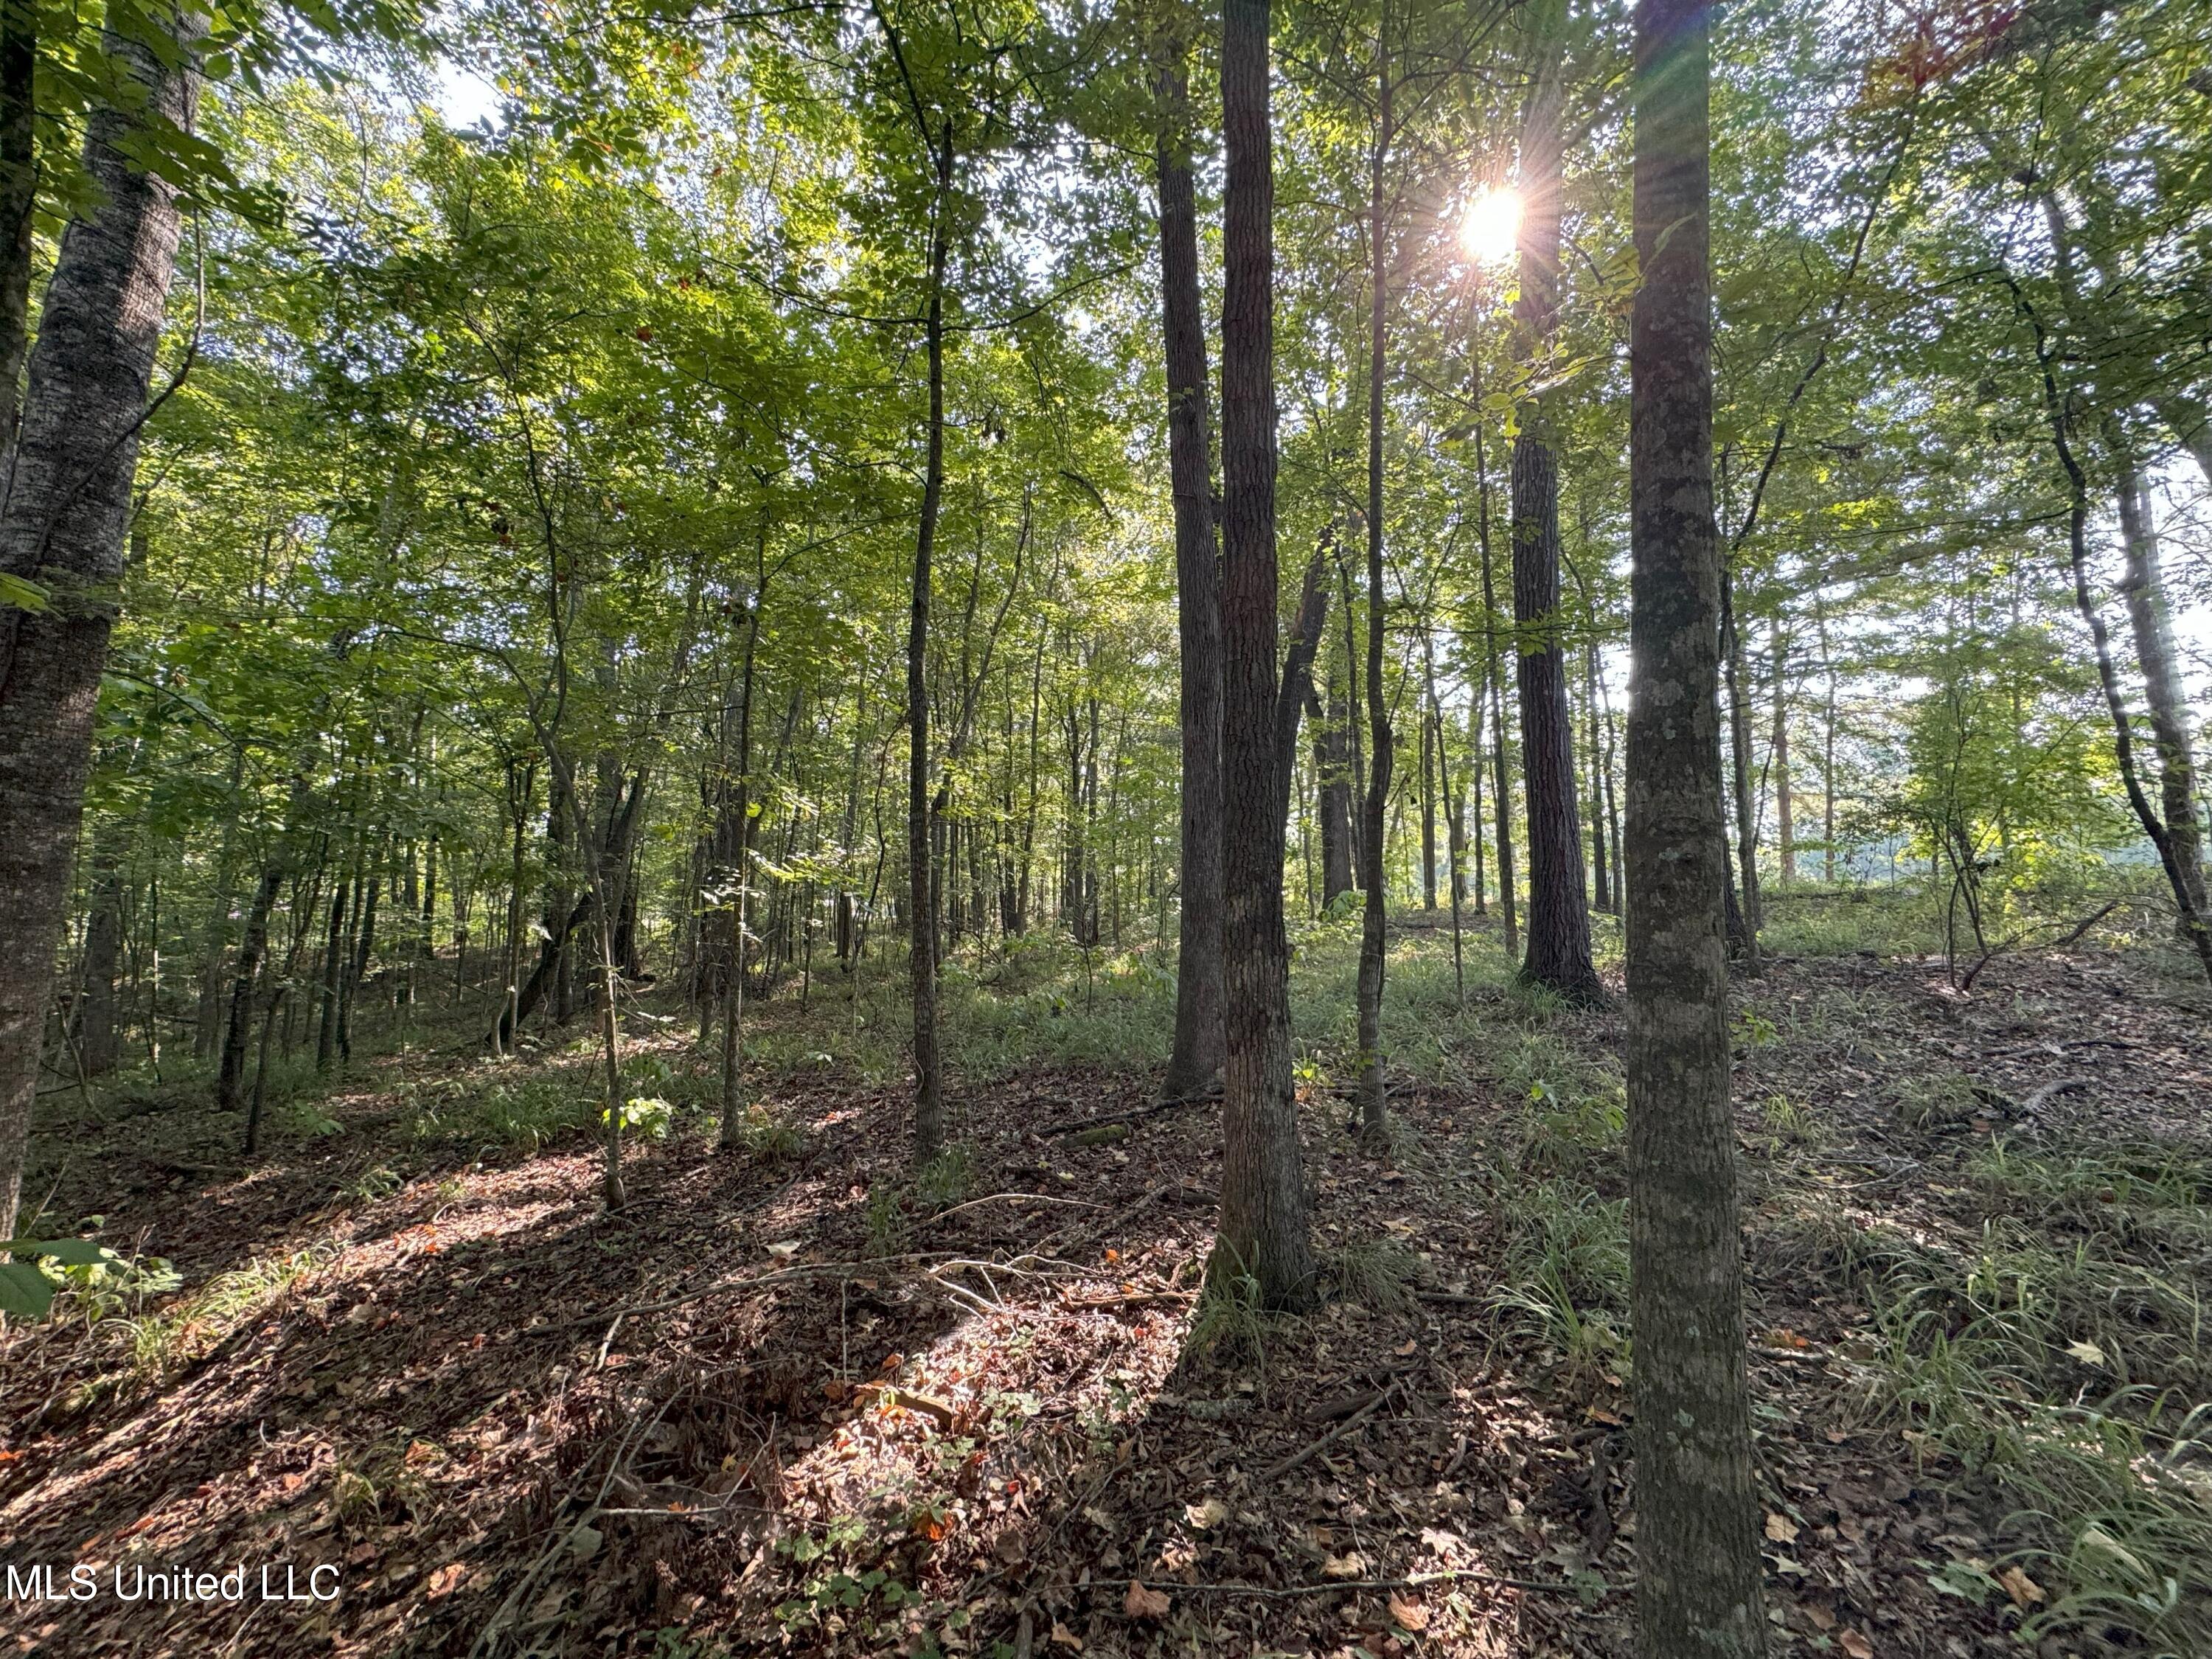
[4,937,2208,1659]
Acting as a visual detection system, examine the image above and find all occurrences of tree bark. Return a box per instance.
[1719,573,1763,970]
[1771,625,1794,886]
[0,22,201,1239]
[0,0,33,451]
[2113,462,2206,914]
[1354,49,1395,1138]
[1214,0,1314,1311]
[1625,2,1767,1650]
[79,838,125,1075]
[1510,0,1600,1004]
[1475,418,1517,956]
[908,118,953,1164]
[1155,34,1225,1102]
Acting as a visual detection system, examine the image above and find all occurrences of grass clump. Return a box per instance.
[1330,1238,1417,1315]
[1492,1177,1627,1389]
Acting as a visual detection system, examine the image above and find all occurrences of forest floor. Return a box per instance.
[5,896,2212,1659]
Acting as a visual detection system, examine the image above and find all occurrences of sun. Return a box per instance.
[1457,187,1522,265]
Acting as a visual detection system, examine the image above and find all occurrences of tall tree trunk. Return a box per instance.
[219,859,284,1115]
[908,120,953,1163]
[1420,694,1438,910]
[2114,463,2207,914]
[1475,422,1517,956]
[1625,2,1766,1649]
[192,745,246,1060]
[1159,38,1230,1110]
[1510,0,1601,1004]
[718,546,766,1149]
[1586,638,1611,914]
[1318,663,1354,902]
[0,0,33,450]
[79,838,125,1076]
[1354,51,1395,1138]
[1214,0,1314,1311]
[0,21,201,1239]
[1771,626,1794,886]
[1719,574,1763,970]
[316,874,349,1070]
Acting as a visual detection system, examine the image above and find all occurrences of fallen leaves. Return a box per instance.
[1763,1512,1801,1544]
[1837,1630,1874,1659]
[1999,1565,2045,1608]
[1387,1593,1429,1632]
[1123,1579,1171,1621]
[1183,1497,1228,1531]
[1320,1554,1366,1581]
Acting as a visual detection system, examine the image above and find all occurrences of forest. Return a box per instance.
[1,0,2209,1654]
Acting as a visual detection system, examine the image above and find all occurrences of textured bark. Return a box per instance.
[1155,41,1225,1102]
[1214,0,1314,1312]
[1510,0,1599,1005]
[2114,465,2206,914]
[717,553,765,1149]
[1316,664,1354,902]
[218,860,282,1115]
[1771,627,1794,886]
[0,24,200,1239]
[79,841,125,1075]
[908,122,953,1164]
[316,876,349,1070]
[1419,698,1437,910]
[0,0,32,448]
[1586,639,1611,914]
[1625,0,1767,1649]
[1475,424,1517,956]
[1354,56,1394,1138]
[1719,574,1764,971]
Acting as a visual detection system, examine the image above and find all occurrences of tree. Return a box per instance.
[1624,0,1766,1649]
[1510,0,1601,1005]
[0,20,203,1240]
[1214,0,1314,1312]
[1153,20,1225,1104]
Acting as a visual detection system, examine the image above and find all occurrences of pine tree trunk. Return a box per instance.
[0,21,201,1239]
[1625,1,1767,1646]
[1511,0,1601,1004]
[1214,0,1314,1312]
[1148,35,1228,1102]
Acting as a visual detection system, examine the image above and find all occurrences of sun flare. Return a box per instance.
[1458,187,1523,265]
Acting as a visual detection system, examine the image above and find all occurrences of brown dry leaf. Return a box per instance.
[425,1562,467,1599]
[1763,1512,1800,1545]
[1838,1630,1874,1659]
[1999,1565,2045,1608]
[1388,1594,1430,1632]
[1321,1554,1366,1581]
[1124,1579,1171,1621]
[1049,1621,1085,1651]
[1801,1601,1836,1632]
[1183,1497,1229,1531]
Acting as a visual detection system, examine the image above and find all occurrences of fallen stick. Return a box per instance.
[1136,1564,1603,1601]
[1039,1094,1215,1138]
[1258,1377,1404,1481]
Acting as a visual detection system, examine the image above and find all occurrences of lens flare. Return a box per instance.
[1458,187,1522,265]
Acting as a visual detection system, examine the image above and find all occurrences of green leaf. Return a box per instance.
[0,571,49,613]
[0,1260,55,1320]
[1,1237,119,1265]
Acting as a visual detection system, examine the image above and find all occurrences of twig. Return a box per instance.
[1258,1378,1405,1482]
[1138,1564,1603,1600]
